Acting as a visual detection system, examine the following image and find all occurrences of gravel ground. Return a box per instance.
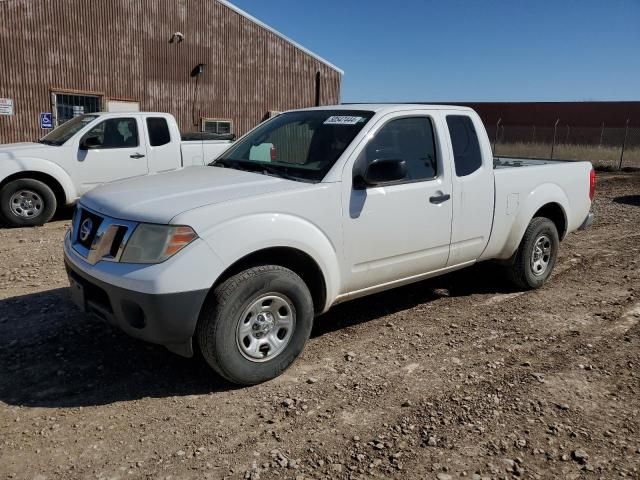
[1,173,639,480]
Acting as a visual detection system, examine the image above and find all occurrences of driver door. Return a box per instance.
[76,117,148,193]
[341,112,453,294]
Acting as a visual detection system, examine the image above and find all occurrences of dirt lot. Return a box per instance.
[1,173,639,480]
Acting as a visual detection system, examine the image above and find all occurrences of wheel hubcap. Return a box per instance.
[530,234,552,276]
[236,293,296,362]
[9,190,44,218]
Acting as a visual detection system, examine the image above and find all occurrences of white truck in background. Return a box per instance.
[0,112,234,227]
[64,104,595,385]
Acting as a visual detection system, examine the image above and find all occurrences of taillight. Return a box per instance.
[589,169,596,201]
[270,144,277,161]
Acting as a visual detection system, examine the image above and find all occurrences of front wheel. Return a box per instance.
[196,265,314,385]
[0,178,57,227]
[507,217,559,289]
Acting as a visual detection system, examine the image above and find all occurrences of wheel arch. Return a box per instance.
[533,202,567,240]
[1,171,69,209]
[211,246,327,315]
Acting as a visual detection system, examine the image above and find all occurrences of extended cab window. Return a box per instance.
[446,115,482,176]
[362,117,437,182]
[147,117,171,146]
[81,118,139,149]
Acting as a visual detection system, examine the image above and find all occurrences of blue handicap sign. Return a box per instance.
[40,112,53,129]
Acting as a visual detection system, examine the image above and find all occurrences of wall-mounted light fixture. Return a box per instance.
[190,63,205,77]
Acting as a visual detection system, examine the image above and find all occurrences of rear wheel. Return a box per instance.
[507,217,559,289]
[196,265,314,385]
[0,178,57,227]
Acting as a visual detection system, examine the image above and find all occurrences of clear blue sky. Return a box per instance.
[229,0,640,103]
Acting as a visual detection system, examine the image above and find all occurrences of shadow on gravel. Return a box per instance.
[52,205,75,221]
[0,264,513,409]
[0,288,234,409]
[312,262,516,338]
[0,206,73,229]
[613,195,640,207]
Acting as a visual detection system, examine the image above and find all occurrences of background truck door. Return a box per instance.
[144,116,179,173]
[444,113,495,265]
[341,113,453,293]
[76,116,148,193]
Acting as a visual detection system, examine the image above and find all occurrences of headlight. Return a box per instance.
[120,224,198,264]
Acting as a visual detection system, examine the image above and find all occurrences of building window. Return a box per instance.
[201,118,233,135]
[53,92,102,126]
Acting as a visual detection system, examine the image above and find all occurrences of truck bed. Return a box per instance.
[494,157,569,169]
[480,157,593,262]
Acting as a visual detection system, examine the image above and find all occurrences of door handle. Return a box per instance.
[429,193,451,204]
[130,153,145,159]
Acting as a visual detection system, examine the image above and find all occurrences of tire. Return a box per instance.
[0,178,57,227]
[507,217,559,289]
[197,265,314,385]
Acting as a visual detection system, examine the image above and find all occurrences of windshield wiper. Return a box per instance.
[211,158,309,182]
[257,164,309,183]
[209,157,234,167]
[38,139,57,146]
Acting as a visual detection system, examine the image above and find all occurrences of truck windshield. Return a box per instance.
[39,115,99,146]
[211,110,374,182]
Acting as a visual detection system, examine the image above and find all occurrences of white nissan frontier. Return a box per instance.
[63,104,595,385]
[0,112,232,227]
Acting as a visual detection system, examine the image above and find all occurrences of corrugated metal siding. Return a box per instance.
[0,0,342,143]
[448,102,640,128]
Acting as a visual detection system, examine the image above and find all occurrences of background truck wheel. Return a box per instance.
[507,217,559,289]
[0,178,57,227]
[197,265,314,385]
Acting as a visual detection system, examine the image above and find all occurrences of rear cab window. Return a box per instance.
[446,115,482,176]
[147,117,171,146]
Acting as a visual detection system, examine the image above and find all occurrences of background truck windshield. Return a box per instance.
[213,110,374,182]
[39,114,99,145]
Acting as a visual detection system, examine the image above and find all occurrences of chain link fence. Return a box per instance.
[487,120,639,170]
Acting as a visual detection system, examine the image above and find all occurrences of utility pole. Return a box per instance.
[550,118,560,159]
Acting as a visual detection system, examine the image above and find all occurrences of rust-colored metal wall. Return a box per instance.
[449,102,639,128]
[0,0,342,143]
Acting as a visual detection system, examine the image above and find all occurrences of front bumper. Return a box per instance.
[578,211,595,230]
[64,255,209,357]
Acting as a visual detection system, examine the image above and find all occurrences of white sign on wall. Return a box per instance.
[107,100,140,112]
[0,98,14,116]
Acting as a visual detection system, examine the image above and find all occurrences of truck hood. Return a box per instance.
[81,166,309,224]
[0,142,52,160]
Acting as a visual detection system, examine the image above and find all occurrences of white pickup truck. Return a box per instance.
[63,104,595,385]
[0,112,233,226]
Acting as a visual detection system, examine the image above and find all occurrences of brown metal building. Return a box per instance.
[0,0,343,143]
[459,101,639,128]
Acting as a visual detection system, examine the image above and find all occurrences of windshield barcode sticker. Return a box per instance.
[324,116,365,125]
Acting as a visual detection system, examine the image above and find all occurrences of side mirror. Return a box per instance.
[355,158,407,188]
[80,136,101,150]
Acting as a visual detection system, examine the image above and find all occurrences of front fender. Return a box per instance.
[200,213,341,312]
[0,156,77,204]
[495,182,570,260]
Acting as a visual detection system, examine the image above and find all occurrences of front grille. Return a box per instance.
[76,209,103,248]
[71,206,138,265]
